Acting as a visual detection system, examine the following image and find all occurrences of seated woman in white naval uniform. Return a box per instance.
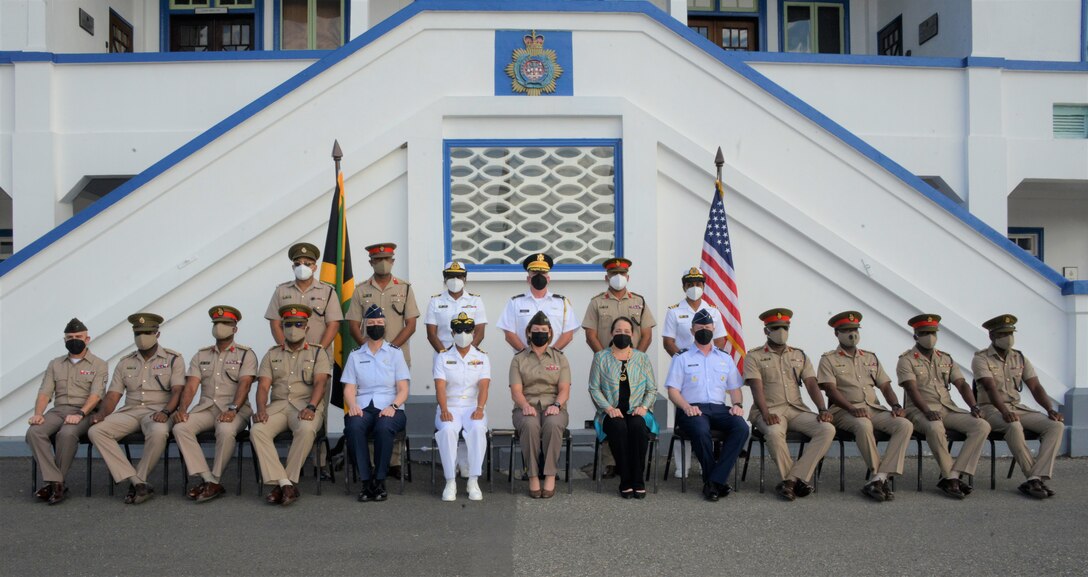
[433,313,490,501]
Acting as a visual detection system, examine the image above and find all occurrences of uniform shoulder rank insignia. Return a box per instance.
[675,348,688,356]
[552,293,565,299]
[469,292,481,297]
[822,350,838,358]
[510,294,525,300]
[553,348,565,355]
[747,347,762,354]
[389,344,400,350]
[163,348,182,357]
[900,350,914,358]
[199,345,215,352]
[235,344,252,351]
[267,345,281,352]
[667,304,679,309]
[432,293,442,298]
[476,348,487,354]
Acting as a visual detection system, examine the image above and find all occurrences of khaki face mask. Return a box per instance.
[213,323,234,340]
[767,328,788,345]
[135,333,158,351]
[372,260,393,275]
[284,326,306,343]
[994,334,1014,350]
[916,333,937,349]
[837,331,859,347]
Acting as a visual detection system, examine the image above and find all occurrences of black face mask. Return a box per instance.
[529,331,550,347]
[530,274,548,291]
[611,334,632,349]
[65,339,86,355]
[366,325,386,341]
[694,329,714,346]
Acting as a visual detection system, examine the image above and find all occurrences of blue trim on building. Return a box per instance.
[494,30,573,96]
[776,0,850,54]
[1007,227,1045,261]
[1082,0,1087,62]
[0,0,1078,293]
[1063,280,1088,295]
[442,138,623,273]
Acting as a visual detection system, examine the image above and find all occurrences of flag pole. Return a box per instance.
[714,146,724,188]
[332,139,343,177]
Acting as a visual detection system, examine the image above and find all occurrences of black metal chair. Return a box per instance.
[830,428,896,492]
[910,429,972,491]
[662,428,743,493]
[178,428,254,496]
[342,431,412,495]
[506,428,573,495]
[985,428,1039,490]
[104,432,171,496]
[740,427,819,494]
[429,429,492,493]
[30,432,94,497]
[252,426,333,495]
[591,432,658,494]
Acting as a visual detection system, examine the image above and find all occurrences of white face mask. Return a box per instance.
[608,275,628,291]
[685,286,703,301]
[453,332,473,349]
[294,264,313,281]
[446,278,465,294]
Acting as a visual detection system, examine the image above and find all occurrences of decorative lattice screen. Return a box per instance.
[447,144,618,267]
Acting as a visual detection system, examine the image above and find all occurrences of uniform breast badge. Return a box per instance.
[505,31,563,96]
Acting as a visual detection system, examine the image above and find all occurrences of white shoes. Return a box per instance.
[442,479,457,502]
[466,477,483,501]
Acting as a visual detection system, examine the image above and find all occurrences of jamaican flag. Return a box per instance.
[320,167,356,409]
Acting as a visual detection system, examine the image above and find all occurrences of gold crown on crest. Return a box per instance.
[523,31,546,54]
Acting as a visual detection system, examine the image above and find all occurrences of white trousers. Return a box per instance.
[435,405,487,481]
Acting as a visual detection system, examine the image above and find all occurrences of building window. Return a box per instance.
[1053,105,1088,138]
[109,10,134,53]
[877,15,902,56]
[782,1,847,54]
[444,140,622,271]
[688,0,762,52]
[1008,227,1044,260]
[0,229,11,262]
[165,0,260,52]
[280,0,344,50]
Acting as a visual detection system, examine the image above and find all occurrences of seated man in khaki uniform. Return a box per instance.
[745,308,835,501]
[817,311,913,502]
[173,306,258,503]
[88,313,185,504]
[897,314,990,499]
[26,318,107,505]
[972,314,1064,499]
[250,305,331,506]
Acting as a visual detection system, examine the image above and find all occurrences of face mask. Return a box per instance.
[446,278,465,293]
[694,329,714,346]
[453,332,473,349]
[135,334,158,351]
[284,326,306,343]
[293,264,313,281]
[608,275,628,291]
[837,332,859,347]
[213,323,234,340]
[366,325,386,341]
[529,331,551,347]
[685,286,703,301]
[767,328,788,346]
[372,260,393,275]
[530,274,548,291]
[611,334,632,349]
[65,339,86,355]
[994,334,1014,350]
[916,333,937,349]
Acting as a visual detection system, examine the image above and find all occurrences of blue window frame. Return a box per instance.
[443,139,624,273]
[1008,227,1044,261]
[778,0,850,54]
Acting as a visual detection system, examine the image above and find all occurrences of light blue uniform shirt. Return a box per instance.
[664,346,742,405]
[342,342,411,409]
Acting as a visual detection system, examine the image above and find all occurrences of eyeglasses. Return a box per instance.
[282,321,306,328]
[451,325,474,334]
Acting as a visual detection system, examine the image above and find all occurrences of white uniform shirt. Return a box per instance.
[341,342,410,410]
[496,292,579,347]
[664,346,743,405]
[424,290,488,349]
[662,300,727,352]
[432,346,491,408]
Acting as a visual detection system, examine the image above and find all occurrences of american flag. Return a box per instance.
[700,179,745,369]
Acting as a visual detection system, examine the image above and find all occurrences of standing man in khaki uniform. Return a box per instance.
[265,242,342,349]
[972,314,1064,499]
[250,305,331,506]
[172,306,258,503]
[346,242,419,478]
[26,318,107,505]
[817,311,912,502]
[88,313,185,504]
[744,308,835,501]
[897,314,990,499]
[582,257,656,478]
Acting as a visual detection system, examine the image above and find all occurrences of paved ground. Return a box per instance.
[1,454,1086,577]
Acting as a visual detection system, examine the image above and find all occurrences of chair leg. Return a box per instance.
[487,432,494,494]
[508,436,516,494]
[1006,457,1016,479]
[31,455,38,495]
[651,438,659,494]
[236,438,244,496]
[916,438,923,492]
[163,439,170,496]
[430,436,437,494]
[593,437,602,494]
[758,439,765,494]
[740,436,754,482]
[839,439,845,493]
[313,438,322,496]
[663,436,675,482]
[85,443,93,497]
[990,439,997,490]
[399,436,407,495]
[565,435,572,495]
[680,438,687,494]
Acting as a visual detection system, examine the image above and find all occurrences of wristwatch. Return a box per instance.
[732,402,743,408]
[304,403,317,412]
[551,402,562,409]
[891,403,903,410]
[227,404,238,412]
[391,403,402,410]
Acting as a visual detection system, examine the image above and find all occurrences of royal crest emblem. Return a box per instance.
[505,31,563,96]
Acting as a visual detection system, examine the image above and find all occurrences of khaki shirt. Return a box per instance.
[38,353,108,408]
[264,280,343,345]
[817,347,890,411]
[186,344,258,413]
[971,346,1036,410]
[258,344,332,414]
[346,276,420,364]
[744,345,815,419]
[508,347,571,408]
[582,290,657,349]
[108,346,186,411]
[896,346,966,413]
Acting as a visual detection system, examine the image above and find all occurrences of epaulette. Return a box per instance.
[747,346,763,354]
[974,348,988,355]
[821,350,838,357]
[667,304,679,309]
[267,345,281,352]
[898,349,914,359]
[235,344,252,351]
[552,293,566,299]
[593,291,608,299]
[510,294,525,300]
[198,345,215,352]
[476,347,487,354]
[162,348,183,358]
[676,348,689,356]
[469,292,480,297]
[277,280,294,288]
[432,293,442,298]
[554,348,565,355]
[389,344,401,350]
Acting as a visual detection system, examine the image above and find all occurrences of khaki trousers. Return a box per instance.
[26,406,92,483]
[832,408,913,476]
[982,406,1064,480]
[906,408,991,478]
[250,406,324,485]
[88,407,171,483]
[172,405,253,478]
[754,406,835,483]
[512,403,568,477]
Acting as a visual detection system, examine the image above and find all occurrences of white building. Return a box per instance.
[1,0,1086,455]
